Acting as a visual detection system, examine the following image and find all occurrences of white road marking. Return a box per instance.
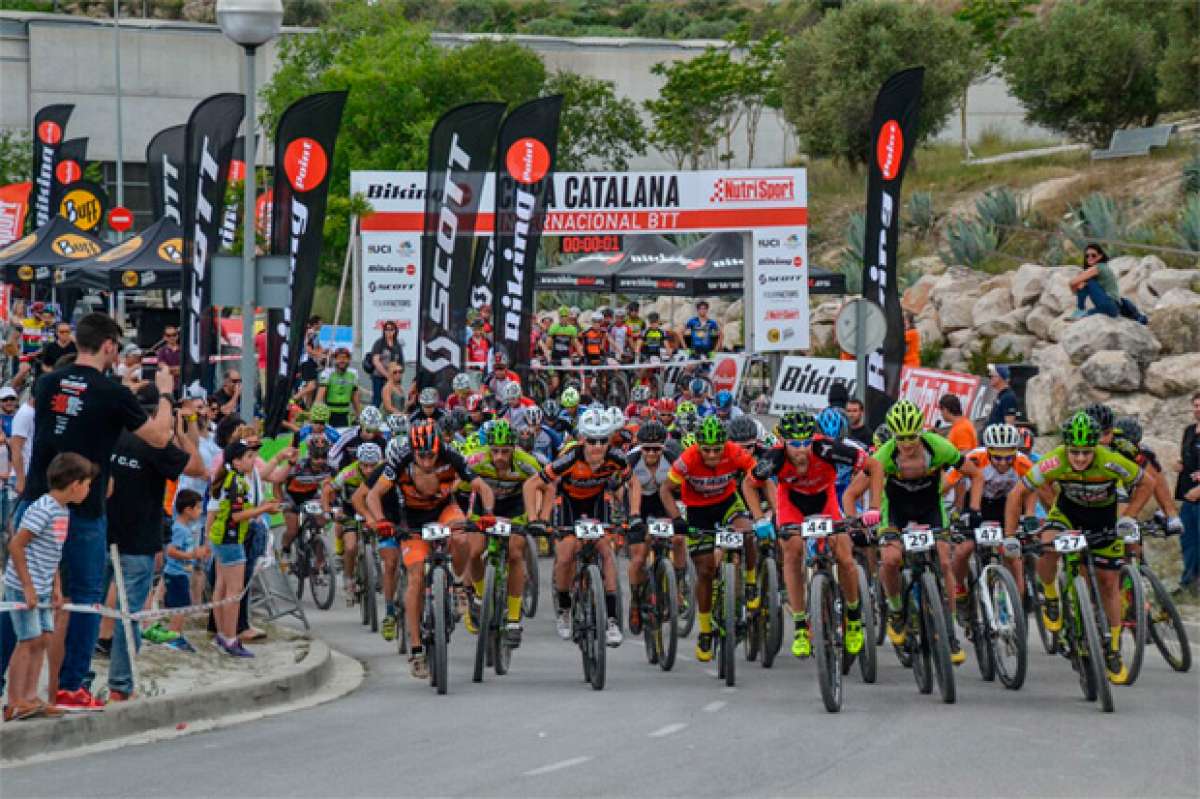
[703,700,726,713]
[648,723,688,738]
[523,756,593,776]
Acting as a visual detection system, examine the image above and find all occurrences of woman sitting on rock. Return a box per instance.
[1069,242,1120,319]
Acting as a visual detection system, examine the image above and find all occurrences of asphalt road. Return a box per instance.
[5,561,1198,798]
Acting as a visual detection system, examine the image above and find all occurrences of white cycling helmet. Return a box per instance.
[356,442,383,466]
[524,405,544,429]
[358,406,383,432]
[578,408,610,439]
[630,384,651,403]
[385,437,407,466]
[386,413,409,437]
[452,373,472,392]
[606,406,626,433]
[418,387,440,406]
[498,381,522,403]
[982,423,1022,450]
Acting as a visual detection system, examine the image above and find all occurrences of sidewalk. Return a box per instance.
[0,621,359,765]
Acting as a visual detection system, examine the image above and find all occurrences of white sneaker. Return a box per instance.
[556,609,572,640]
[606,618,623,647]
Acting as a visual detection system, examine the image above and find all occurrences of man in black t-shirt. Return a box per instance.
[21,313,176,710]
[845,398,873,449]
[39,321,77,374]
[104,385,205,700]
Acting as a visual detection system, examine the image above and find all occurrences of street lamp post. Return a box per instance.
[216,0,282,424]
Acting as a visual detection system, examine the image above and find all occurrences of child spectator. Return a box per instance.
[164,489,207,653]
[2,453,96,720]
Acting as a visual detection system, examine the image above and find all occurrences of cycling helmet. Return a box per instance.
[676,400,698,418]
[1084,402,1115,431]
[715,390,733,409]
[675,410,700,434]
[385,437,407,465]
[309,402,331,423]
[637,420,668,444]
[487,419,516,447]
[542,398,560,419]
[569,306,581,318]
[1114,416,1143,445]
[525,406,544,429]
[498,381,522,403]
[728,415,758,444]
[409,419,441,455]
[639,404,657,421]
[308,439,330,460]
[578,408,609,439]
[982,423,1022,450]
[606,406,627,433]
[438,412,460,437]
[493,348,510,368]
[558,305,570,316]
[816,407,848,440]
[647,311,660,323]
[680,432,697,449]
[418,387,439,406]
[657,397,676,416]
[696,416,728,447]
[778,411,817,441]
[688,378,707,396]
[1061,411,1101,447]
[614,308,626,319]
[630,384,651,403]
[449,407,468,432]
[358,405,383,432]
[466,393,485,413]
[357,442,383,466]
[873,423,894,448]
[885,400,924,437]
[452,373,472,392]
[386,413,409,435]
[560,387,581,409]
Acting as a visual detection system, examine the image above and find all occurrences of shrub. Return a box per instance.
[906,192,936,238]
[941,217,997,270]
[837,212,865,293]
[974,187,1026,245]
[1175,195,1200,254]
[1184,155,1200,197]
[1059,193,1150,251]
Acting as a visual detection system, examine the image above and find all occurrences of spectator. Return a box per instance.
[103,384,204,702]
[1070,242,1120,319]
[380,362,407,417]
[368,321,404,409]
[294,315,325,407]
[464,319,491,372]
[40,321,76,375]
[254,326,268,392]
[986,364,1018,427]
[1175,391,1200,596]
[680,300,721,356]
[9,393,34,500]
[827,381,849,411]
[211,370,242,418]
[116,345,149,393]
[315,348,360,428]
[903,311,921,367]
[163,489,207,651]
[845,398,872,448]
[939,394,978,452]
[2,452,96,720]
[20,312,175,712]
[155,323,182,391]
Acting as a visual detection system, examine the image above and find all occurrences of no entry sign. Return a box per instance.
[108,206,133,232]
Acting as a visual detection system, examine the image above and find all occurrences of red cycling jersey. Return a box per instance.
[750,437,866,525]
[465,336,490,368]
[667,441,756,507]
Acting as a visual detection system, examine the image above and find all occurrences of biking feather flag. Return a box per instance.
[49,137,88,211]
[862,68,923,428]
[146,124,187,223]
[263,91,348,437]
[180,93,244,392]
[30,104,74,230]
[417,102,506,394]
[491,95,563,379]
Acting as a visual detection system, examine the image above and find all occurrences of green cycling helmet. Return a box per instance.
[885,399,924,438]
[680,432,697,449]
[1061,411,1101,447]
[777,411,816,441]
[309,403,331,423]
[696,415,728,447]
[487,419,517,447]
[560,387,581,409]
[676,400,698,418]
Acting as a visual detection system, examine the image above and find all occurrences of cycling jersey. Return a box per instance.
[332,462,369,505]
[640,326,668,358]
[19,317,46,356]
[530,425,560,463]
[668,441,756,507]
[484,369,521,395]
[297,424,341,446]
[1111,437,1162,473]
[285,458,333,501]
[683,317,719,353]
[408,407,447,427]
[871,432,963,529]
[1022,445,1140,510]
[609,323,631,357]
[944,447,1033,521]
[207,469,252,545]
[546,323,578,360]
[329,430,387,471]
[751,438,866,524]
[320,367,358,414]
[628,447,670,520]
[465,336,490,369]
[465,446,541,502]
[540,445,628,501]
[580,328,608,363]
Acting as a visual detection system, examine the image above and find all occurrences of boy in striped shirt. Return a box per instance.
[2,453,96,720]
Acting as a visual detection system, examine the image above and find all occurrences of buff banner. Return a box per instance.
[31,104,74,229]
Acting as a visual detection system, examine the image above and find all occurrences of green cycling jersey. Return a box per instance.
[461,445,542,500]
[332,461,370,504]
[547,323,579,358]
[1022,444,1141,510]
[321,367,358,410]
[871,431,964,528]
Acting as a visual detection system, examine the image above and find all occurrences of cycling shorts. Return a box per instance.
[685,493,748,555]
[1044,498,1123,568]
[776,484,841,530]
[556,494,607,535]
[397,502,465,568]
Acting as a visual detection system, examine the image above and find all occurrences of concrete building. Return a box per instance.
[1,10,1054,226]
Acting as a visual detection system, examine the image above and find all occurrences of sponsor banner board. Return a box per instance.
[769,356,857,414]
[898,366,982,428]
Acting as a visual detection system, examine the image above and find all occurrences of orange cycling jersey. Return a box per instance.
[541,446,628,501]
[382,449,475,511]
[944,447,1033,502]
[668,441,757,506]
[581,328,608,360]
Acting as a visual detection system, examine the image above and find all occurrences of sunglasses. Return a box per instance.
[584,437,608,446]
[894,434,920,443]
[990,453,1015,464]
[164,332,178,338]
[640,445,663,453]
[229,378,242,384]
[699,445,724,455]
[1066,447,1094,457]
[785,438,813,448]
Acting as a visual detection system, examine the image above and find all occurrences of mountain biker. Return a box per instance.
[328,405,387,471]
[279,437,334,562]
[465,319,491,373]
[680,300,721,357]
[446,373,474,411]
[1111,416,1184,535]
[324,441,383,604]
[315,347,361,428]
[296,402,341,447]
[409,387,447,426]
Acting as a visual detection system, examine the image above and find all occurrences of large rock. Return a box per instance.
[1037,266,1082,314]
[930,268,986,331]
[1081,350,1142,391]
[1144,353,1200,398]
[914,315,941,352]
[1031,343,1072,374]
[980,272,1014,294]
[991,333,1038,362]
[902,274,940,314]
[1149,303,1200,355]
[1108,255,1142,278]
[937,347,968,372]
[1025,304,1063,340]
[1059,315,1162,367]
[978,306,1030,337]
[971,288,1014,331]
[1011,264,1053,307]
[907,255,947,277]
[723,319,743,350]
[1025,370,1108,434]
[811,301,842,325]
[1147,268,1200,299]
[1153,288,1200,310]
[947,329,975,349]
[810,323,835,353]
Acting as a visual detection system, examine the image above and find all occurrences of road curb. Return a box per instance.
[0,638,334,765]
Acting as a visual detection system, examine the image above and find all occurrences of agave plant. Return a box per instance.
[1184,154,1200,196]
[906,191,936,238]
[940,217,997,269]
[837,212,865,293]
[974,187,1027,245]
[1176,194,1200,253]
[1060,192,1151,251]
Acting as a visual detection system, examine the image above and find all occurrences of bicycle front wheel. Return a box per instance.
[986,565,1027,690]
[1075,574,1113,712]
[969,561,995,682]
[1118,563,1147,685]
[921,571,956,704]
[474,563,496,683]
[522,533,539,619]
[762,557,783,669]
[431,567,449,695]
[856,565,878,684]
[1027,554,1057,655]
[585,564,607,690]
[720,560,737,687]
[809,572,843,713]
[679,558,698,637]
[656,559,679,672]
[1142,565,1191,672]
[309,535,336,611]
[363,548,379,633]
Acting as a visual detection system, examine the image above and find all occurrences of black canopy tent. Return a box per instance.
[535,234,679,292]
[55,218,184,292]
[615,232,744,296]
[0,215,109,286]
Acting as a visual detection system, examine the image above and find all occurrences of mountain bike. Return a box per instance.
[745,528,783,668]
[1018,517,1057,656]
[286,500,336,610]
[356,520,381,633]
[1119,520,1191,676]
[1046,527,1116,713]
[892,524,956,704]
[708,525,747,688]
[960,522,1026,690]
[639,518,681,671]
[847,523,879,684]
[400,521,458,696]
[556,518,610,691]
[522,529,539,619]
[474,518,518,683]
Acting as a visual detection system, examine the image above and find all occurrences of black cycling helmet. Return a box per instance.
[1084,402,1115,431]
[728,415,758,443]
[1113,415,1143,445]
[637,420,668,445]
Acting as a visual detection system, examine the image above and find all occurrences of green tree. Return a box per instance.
[1155,0,1200,112]
[0,129,32,185]
[645,48,742,169]
[952,0,1034,158]
[544,70,646,171]
[778,0,972,167]
[1002,2,1161,147]
[728,27,784,167]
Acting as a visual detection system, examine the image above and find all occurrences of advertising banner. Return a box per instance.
[862,68,924,428]
[264,91,348,436]
[146,124,187,223]
[417,102,505,393]
[219,136,248,251]
[898,366,981,428]
[0,183,31,247]
[362,231,421,357]
[56,179,108,234]
[49,137,88,211]
[769,356,857,415]
[491,95,563,376]
[31,104,74,229]
[180,93,244,392]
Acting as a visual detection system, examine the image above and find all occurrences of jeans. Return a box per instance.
[236,521,268,634]
[106,553,156,695]
[0,499,32,695]
[1181,501,1200,588]
[370,375,386,409]
[1075,280,1119,318]
[57,513,108,693]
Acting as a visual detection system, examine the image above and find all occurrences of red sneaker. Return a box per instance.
[55,688,106,712]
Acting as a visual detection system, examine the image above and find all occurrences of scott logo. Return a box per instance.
[187,138,220,367]
[876,120,904,181]
[423,134,469,372]
[284,137,328,192]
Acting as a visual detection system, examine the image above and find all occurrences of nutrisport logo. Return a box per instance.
[708,176,794,204]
